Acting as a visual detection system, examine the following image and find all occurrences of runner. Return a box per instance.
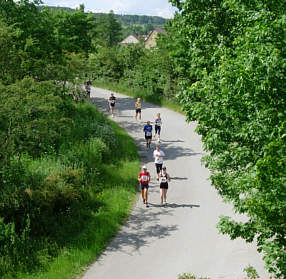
[138,165,151,207]
[153,145,165,181]
[135,98,142,120]
[85,78,92,100]
[143,121,153,148]
[108,93,117,117]
[86,77,92,87]
[154,113,162,142]
[159,166,171,205]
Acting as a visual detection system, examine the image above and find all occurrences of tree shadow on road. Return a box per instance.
[167,203,200,209]
[103,207,178,254]
[171,177,188,180]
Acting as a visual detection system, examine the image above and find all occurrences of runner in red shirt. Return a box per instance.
[138,165,151,207]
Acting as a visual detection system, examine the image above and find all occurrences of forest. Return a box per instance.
[0,0,285,278]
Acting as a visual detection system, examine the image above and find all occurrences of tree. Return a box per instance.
[0,21,23,84]
[168,0,286,277]
[53,8,96,54]
[96,10,122,47]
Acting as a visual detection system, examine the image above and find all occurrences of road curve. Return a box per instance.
[83,87,268,279]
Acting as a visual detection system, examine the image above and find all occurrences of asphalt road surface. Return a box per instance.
[82,87,268,279]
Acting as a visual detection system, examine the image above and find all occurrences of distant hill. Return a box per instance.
[43,6,166,27]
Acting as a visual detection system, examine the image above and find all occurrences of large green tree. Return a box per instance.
[95,10,122,47]
[53,7,96,54]
[168,0,286,277]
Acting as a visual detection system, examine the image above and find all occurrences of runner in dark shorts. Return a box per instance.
[108,93,117,117]
[153,145,165,180]
[138,165,151,207]
[85,78,92,100]
[143,121,153,148]
[154,113,162,142]
[159,166,171,205]
[135,98,142,120]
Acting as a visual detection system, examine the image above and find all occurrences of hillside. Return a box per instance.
[43,6,166,27]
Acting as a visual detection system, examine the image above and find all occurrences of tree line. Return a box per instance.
[167,1,285,278]
[43,5,166,37]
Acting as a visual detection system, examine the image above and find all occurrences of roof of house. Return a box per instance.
[119,34,140,45]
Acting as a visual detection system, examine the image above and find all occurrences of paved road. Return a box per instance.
[83,87,268,279]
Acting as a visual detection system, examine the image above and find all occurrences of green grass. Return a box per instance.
[94,79,184,114]
[17,187,138,279]
[5,106,140,279]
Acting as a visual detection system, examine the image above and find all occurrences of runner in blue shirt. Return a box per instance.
[143,121,153,148]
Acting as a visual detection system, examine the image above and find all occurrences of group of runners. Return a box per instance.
[103,90,171,208]
[138,145,170,208]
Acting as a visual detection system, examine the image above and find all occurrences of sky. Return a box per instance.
[42,0,177,18]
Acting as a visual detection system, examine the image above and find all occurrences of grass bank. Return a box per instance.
[93,79,184,114]
[3,101,139,279]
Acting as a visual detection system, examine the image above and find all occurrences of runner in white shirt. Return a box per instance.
[153,145,165,181]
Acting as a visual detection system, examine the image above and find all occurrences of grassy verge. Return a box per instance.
[4,103,140,279]
[93,79,184,114]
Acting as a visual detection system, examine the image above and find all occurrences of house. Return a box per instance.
[139,34,148,41]
[145,27,166,49]
[119,34,140,46]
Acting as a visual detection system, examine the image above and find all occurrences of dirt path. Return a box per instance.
[82,87,268,279]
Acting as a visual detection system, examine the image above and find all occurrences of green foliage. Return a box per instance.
[0,1,139,277]
[44,5,166,35]
[0,20,23,84]
[89,40,179,101]
[95,11,123,47]
[0,85,138,277]
[53,8,96,54]
[0,78,72,159]
[244,266,260,279]
[178,273,209,279]
[169,0,286,277]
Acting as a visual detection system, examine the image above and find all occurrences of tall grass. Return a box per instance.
[3,102,140,279]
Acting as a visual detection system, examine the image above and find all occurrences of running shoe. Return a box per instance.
[146,203,149,208]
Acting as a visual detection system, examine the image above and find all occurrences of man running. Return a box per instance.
[154,113,162,142]
[138,165,151,207]
[85,77,92,100]
[108,93,117,117]
[135,98,142,120]
[143,121,153,148]
[153,145,165,181]
[159,166,171,205]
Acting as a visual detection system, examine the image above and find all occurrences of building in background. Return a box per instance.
[145,27,166,49]
[119,34,140,46]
